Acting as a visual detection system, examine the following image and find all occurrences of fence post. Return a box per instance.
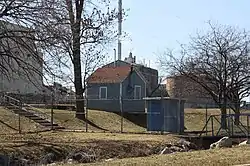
[247,115,249,138]
[227,114,231,136]
[51,90,54,130]
[18,101,22,134]
[4,94,6,108]
[85,97,88,132]
[120,97,123,133]
[178,98,181,134]
[162,97,165,134]
[205,103,208,136]
[119,82,123,133]
[211,116,214,136]
[231,116,234,136]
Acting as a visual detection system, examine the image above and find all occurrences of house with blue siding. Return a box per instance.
[86,53,160,113]
[86,65,147,112]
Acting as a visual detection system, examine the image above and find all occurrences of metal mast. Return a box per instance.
[118,0,122,60]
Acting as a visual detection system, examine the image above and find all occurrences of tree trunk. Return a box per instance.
[74,60,85,119]
[72,19,85,119]
[220,106,227,129]
[234,102,240,125]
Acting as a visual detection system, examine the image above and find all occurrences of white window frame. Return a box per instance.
[134,85,142,99]
[99,86,107,99]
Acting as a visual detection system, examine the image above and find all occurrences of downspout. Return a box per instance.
[119,81,123,132]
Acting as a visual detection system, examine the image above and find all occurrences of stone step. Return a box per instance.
[16,112,33,116]
[6,105,64,129]
[24,114,39,118]
[29,117,45,120]
[53,126,65,129]
[42,124,60,127]
[33,119,48,122]
[38,122,56,126]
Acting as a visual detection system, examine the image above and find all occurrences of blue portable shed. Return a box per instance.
[144,97,185,133]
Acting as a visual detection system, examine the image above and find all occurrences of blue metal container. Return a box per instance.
[145,97,185,133]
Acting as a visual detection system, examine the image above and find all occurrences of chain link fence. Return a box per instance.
[1,93,250,137]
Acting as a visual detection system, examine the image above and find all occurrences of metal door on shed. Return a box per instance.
[163,100,178,132]
[163,99,185,133]
[147,100,163,131]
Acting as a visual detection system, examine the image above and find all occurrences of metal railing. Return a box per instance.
[3,94,22,133]
[4,94,51,122]
[3,94,57,131]
[199,114,250,137]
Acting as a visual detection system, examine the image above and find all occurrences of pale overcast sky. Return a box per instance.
[115,0,249,71]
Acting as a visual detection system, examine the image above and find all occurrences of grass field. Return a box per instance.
[1,105,250,136]
[38,109,146,132]
[61,146,250,166]
[0,107,46,134]
[0,131,178,165]
[0,107,145,134]
[1,106,250,165]
[185,108,250,136]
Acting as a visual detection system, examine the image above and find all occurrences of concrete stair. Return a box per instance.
[8,107,65,130]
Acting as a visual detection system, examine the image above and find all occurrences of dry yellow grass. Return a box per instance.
[86,110,146,133]
[0,107,45,134]
[184,108,250,136]
[39,109,145,132]
[60,146,250,166]
[184,108,221,132]
[0,131,177,144]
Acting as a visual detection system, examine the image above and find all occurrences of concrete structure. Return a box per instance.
[0,21,43,95]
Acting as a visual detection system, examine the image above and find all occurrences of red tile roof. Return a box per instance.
[87,66,132,83]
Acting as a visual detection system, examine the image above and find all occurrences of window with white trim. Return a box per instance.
[99,86,107,99]
[134,85,141,99]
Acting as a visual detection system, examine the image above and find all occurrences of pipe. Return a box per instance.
[114,48,116,67]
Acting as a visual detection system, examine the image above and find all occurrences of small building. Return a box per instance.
[43,83,75,104]
[102,52,159,97]
[145,97,185,133]
[86,65,147,112]
[165,75,215,108]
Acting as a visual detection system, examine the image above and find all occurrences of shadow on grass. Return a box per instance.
[0,119,18,131]
[82,118,109,131]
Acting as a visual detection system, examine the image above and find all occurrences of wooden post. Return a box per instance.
[211,116,214,136]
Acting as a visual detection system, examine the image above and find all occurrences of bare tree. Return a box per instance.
[0,0,67,90]
[45,0,120,119]
[159,22,250,128]
[1,0,122,119]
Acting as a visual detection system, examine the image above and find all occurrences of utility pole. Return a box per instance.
[118,0,122,60]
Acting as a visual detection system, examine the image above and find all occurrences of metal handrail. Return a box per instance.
[199,114,250,137]
[4,94,55,124]
[4,94,20,103]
